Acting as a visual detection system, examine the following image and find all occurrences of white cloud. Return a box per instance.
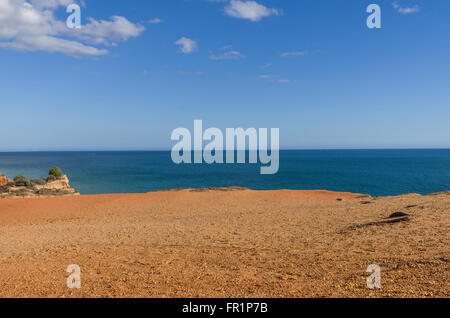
[66,16,145,46]
[224,0,280,22]
[148,18,163,24]
[0,34,107,55]
[209,45,245,60]
[175,37,197,53]
[30,0,73,9]
[278,79,290,83]
[0,0,145,57]
[209,50,245,60]
[281,51,305,57]
[392,1,420,14]
[258,74,270,79]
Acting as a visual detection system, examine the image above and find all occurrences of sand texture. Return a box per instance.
[0,188,448,298]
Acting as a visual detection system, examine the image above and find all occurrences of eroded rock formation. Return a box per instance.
[0,174,9,187]
[0,169,78,198]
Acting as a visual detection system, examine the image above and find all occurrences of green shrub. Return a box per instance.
[48,167,63,178]
[13,175,32,187]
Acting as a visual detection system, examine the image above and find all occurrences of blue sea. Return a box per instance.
[0,150,449,196]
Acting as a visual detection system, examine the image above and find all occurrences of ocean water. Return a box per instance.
[0,150,449,196]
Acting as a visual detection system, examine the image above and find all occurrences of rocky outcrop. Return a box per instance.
[0,174,9,187]
[0,169,78,198]
[34,175,75,192]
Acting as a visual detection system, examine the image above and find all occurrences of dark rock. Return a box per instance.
[388,212,409,219]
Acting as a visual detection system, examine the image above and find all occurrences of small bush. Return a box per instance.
[31,179,46,186]
[0,185,9,193]
[36,188,54,195]
[13,175,32,187]
[36,189,71,196]
[48,167,63,178]
[46,175,57,182]
[13,175,23,182]
[11,188,31,196]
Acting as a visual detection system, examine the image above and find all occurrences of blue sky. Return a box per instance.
[0,0,449,151]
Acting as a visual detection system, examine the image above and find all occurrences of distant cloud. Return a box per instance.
[261,63,272,69]
[148,18,164,24]
[281,51,305,57]
[0,35,108,56]
[258,74,292,83]
[392,1,420,14]
[209,50,245,60]
[0,0,145,57]
[142,69,166,75]
[143,70,203,76]
[178,71,204,76]
[224,0,281,22]
[175,37,198,53]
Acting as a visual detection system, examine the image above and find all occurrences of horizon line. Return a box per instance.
[1,147,450,153]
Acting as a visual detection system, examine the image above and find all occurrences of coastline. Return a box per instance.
[0,186,363,199]
[0,188,448,298]
[2,185,449,199]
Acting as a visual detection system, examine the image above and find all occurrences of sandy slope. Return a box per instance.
[0,188,448,298]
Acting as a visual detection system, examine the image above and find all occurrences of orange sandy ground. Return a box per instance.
[0,189,448,298]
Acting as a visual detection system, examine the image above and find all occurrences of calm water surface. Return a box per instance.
[0,150,449,196]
